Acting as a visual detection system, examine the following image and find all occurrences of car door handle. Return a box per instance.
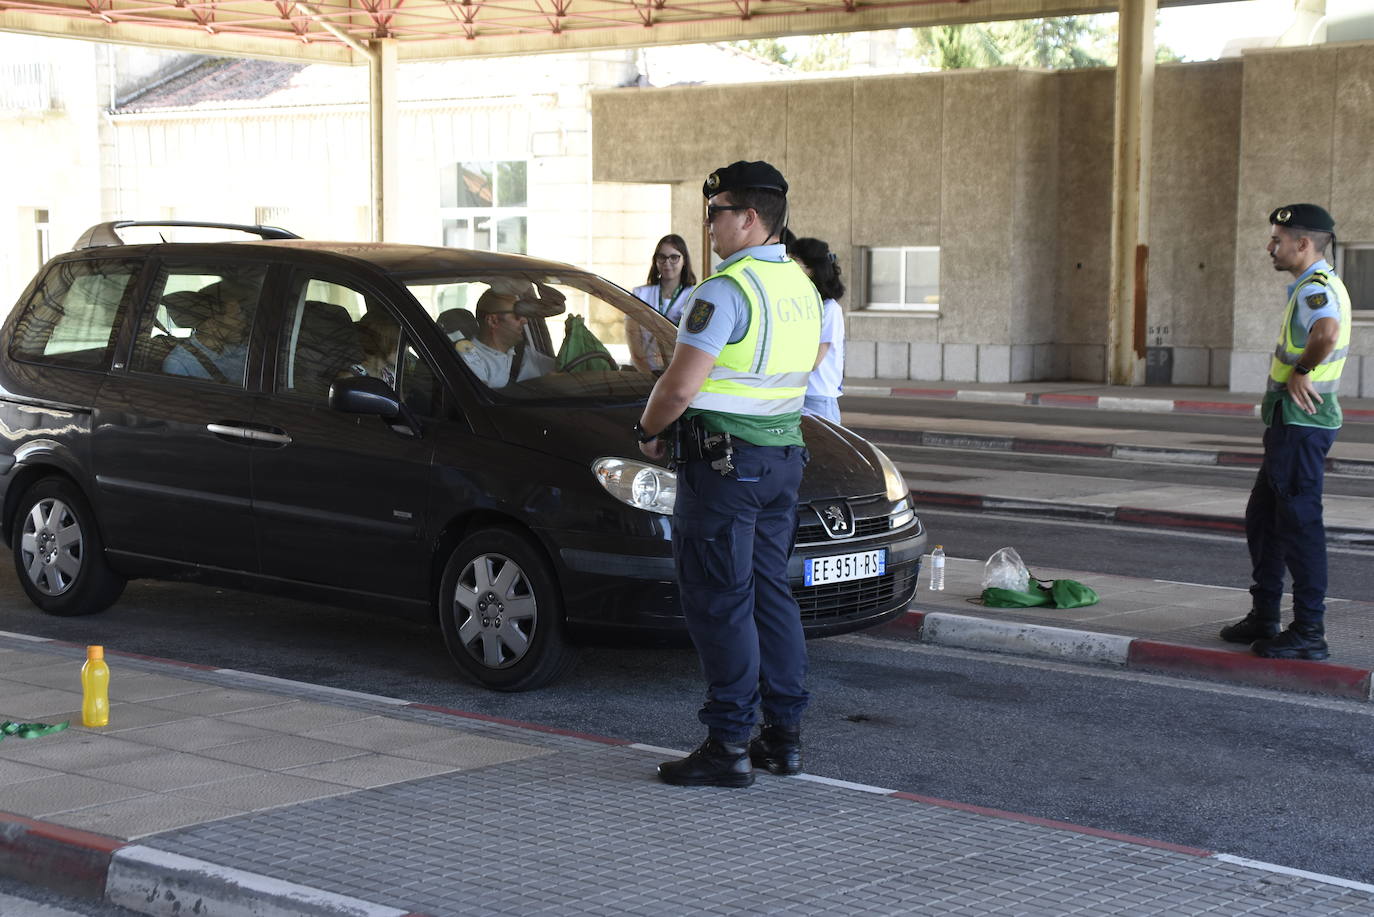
[206,423,293,446]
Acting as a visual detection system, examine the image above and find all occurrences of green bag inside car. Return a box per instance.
[981,578,1099,609]
[556,314,616,373]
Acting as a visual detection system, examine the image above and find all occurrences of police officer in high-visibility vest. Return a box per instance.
[636,161,823,787]
[1221,204,1350,661]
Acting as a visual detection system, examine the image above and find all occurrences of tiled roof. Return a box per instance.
[115,44,791,113]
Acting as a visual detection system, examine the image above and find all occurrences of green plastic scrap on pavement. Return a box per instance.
[0,720,70,741]
[982,578,1100,610]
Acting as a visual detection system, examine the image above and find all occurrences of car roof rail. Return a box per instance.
[72,220,302,250]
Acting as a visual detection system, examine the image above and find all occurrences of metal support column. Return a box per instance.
[1106,0,1156,385]
[369,38,398,242]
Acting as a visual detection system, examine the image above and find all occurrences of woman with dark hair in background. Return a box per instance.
[628,234,697,373]
[787,236,846,422]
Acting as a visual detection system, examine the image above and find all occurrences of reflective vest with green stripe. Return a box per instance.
[689,256,822,418]
[1267,268,1351,393]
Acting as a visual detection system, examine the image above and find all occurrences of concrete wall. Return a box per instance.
[1230,43,1374,394]
[592,43,1374,393]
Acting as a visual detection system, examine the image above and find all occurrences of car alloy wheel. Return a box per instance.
[452,551,538,669]
[21,496,84,596]
[438,527,577,691]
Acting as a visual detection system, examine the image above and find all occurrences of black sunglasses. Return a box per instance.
[705,204,750,222]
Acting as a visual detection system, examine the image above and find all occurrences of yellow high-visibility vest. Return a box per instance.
[689,256,822,418]
[1267,267,1351,395]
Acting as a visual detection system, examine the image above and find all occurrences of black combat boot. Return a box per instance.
[1252,623,1329,661]
[1219,612,1280,644]
[749,723,802,776]
[658,737,754,787]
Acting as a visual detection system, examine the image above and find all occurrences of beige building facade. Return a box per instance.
[591,40,1374,395]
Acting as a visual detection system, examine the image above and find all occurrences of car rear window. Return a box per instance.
[9,259,139,371]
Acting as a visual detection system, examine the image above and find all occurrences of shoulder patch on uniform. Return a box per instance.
[1306,292,1328,309]
[686,299,715,334]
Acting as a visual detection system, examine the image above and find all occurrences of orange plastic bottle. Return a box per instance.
[81,645,110,728]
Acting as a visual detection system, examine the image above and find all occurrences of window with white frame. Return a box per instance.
[440,161,528,254]
[33,209,50,267]
[1339,244,1373,314]
[865,246,940,311]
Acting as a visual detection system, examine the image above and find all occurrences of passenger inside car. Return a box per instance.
[348,309,402,388]
[162,278,256,383]
[456,288,556,388]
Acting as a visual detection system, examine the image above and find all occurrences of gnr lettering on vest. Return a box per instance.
[775,297,819,322]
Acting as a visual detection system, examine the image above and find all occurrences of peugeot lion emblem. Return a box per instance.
[823,504,850,536]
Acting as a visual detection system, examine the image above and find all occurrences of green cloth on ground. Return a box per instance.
[0,720,69,741]
[982,578,1099,610]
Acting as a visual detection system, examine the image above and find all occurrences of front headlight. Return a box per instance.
[873,446,910,503]
[592,457,676,515]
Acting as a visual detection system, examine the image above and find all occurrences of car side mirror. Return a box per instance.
[329,375,401,418]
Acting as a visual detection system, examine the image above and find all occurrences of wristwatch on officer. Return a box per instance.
[633,421,658,443]
[1294,363,1313,376]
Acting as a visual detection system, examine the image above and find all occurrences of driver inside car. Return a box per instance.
[456,287,557,388]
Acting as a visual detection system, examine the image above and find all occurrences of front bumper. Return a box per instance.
[553,520,926,638]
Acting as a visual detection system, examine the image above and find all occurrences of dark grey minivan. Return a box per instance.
[0,221,926,690]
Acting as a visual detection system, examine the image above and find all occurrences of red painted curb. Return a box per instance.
[1127,640,1373,700]
[875,609,926,634]
[1171,400,1256,416]
[1114,507,1246,533]
[910,490,984,509]
[1013,438,1114,458]
[0,811,125,899]
[888,792,1213,857]
[1035,393,1101,407]
[890,387,960,399]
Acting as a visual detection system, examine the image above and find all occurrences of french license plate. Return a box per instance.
[804,548,887,586]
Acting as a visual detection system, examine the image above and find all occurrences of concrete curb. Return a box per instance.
[878,610,1374,701]
[849,425,1374,478]
[845,384,1374,424]
[905,488,1374,544]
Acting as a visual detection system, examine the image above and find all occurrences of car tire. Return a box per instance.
[438,527,578,691]
[12,477,126,617]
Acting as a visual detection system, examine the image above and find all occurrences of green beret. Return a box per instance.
[1269,203,1335,235]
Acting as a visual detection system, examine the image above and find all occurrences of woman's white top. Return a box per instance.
[808,298,845,400]
[632,283,692,326]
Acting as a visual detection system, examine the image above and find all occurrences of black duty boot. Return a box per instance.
[658,737,754,788]
[1219,613,1280,644]
[749,724,802,776]
[1252,624,1329,661]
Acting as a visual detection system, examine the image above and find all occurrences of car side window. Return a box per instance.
[129,264,266,387]
[9,259,139,370]
[400,342,446,419]
[276,278,403,403]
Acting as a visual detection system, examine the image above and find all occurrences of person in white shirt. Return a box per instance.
[457,289,555,388]
[786,236,846,423]
[627,233,697,373]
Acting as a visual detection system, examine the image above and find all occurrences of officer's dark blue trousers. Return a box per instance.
[672,442,809,744]
[1245,410,1337,625]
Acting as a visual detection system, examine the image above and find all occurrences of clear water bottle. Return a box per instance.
[929,545,945,591]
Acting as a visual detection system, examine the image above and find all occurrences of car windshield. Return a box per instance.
[402,270,676,402]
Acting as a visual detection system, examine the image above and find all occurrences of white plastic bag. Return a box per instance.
[982,547,1030,593]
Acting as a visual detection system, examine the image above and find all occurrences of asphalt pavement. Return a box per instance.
[4,380,1374,916]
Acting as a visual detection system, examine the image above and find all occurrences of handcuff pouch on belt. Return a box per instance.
[673,415,734,477]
